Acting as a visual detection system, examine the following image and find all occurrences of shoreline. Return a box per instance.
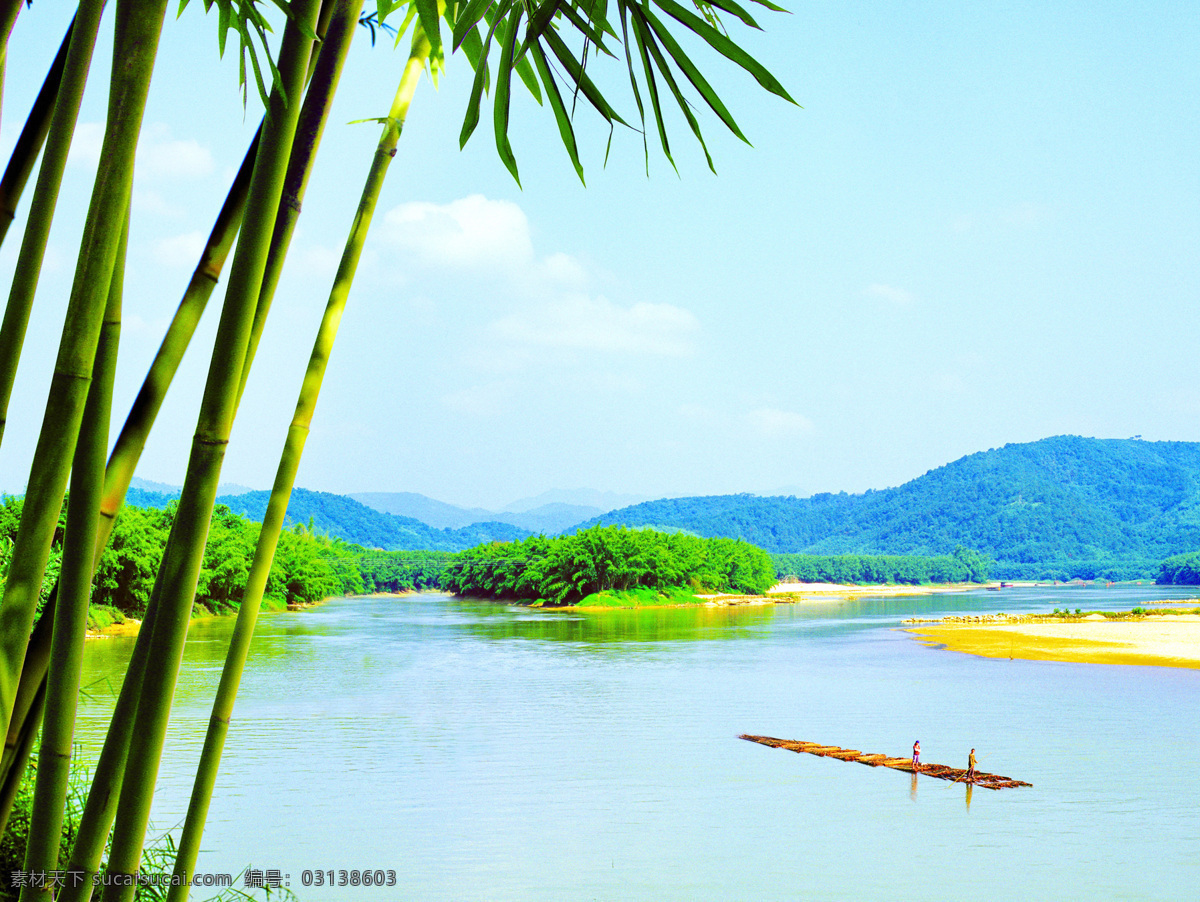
[907,613,1200,670]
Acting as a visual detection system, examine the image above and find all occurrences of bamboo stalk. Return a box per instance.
[0,590,53,790]
[0,678,42,837]
[236,0,364,407]
[0,127,257,798]
[0,0,24,130]
[0,12,76,250]
[0,0,163,746]
[55,11,343,892]
[0,0,339,800]
[170,9,434,893]
[98,3,322,897]
[19,213,123,902]
[57,581,161,902]
[0,3,104,447]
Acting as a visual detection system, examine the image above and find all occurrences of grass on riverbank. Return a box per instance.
[85,596,292,637]
[544,587,717,609]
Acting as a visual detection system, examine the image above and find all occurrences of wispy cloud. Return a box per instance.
[380,195,701,360]
[152,230,206,268]
[380,195,533,271]
[68,122,213,181]
[865,283,915,306]
[492,294,698,357]
[745,408,814,438]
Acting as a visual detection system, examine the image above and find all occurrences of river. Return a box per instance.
[78,585,1200,901]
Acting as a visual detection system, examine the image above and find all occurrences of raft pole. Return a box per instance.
[739,734,1031,790]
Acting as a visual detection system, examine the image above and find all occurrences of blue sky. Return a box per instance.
[1,2,1197,508]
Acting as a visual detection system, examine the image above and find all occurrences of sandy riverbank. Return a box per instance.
[908,614,1200,669]
[767,581,969,600]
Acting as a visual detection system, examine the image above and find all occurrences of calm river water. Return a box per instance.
[78,586,1200,901]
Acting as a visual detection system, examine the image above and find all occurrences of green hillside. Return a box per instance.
[586,436,1200,579]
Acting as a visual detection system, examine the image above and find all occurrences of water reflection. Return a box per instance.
[910,771,918,802]
[965,783,973,811]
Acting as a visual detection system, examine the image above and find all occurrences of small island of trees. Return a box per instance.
[443,526,777,604]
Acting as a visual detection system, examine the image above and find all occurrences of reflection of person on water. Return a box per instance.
[967,748,978,782]
[912,740,921,772]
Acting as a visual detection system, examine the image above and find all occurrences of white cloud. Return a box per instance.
[153,230,206,268]
[865,283,915,306]
[745,408,814,438]
[380,195,702,362]
[492,294,698,357]
[132,189,183,217]
[381,195,533,270]
[68,123,214,181]
[137,124,214,180]
[293,244,341,278]
[67,122,104,169]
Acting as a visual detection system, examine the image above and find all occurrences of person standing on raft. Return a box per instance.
[912,740,921,772]
[967,748,978,782]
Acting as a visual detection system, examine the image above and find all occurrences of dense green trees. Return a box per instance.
[0,497,442,619]
[772,545,991,585]
[444,526,776,603]
[1156,552,1200,585]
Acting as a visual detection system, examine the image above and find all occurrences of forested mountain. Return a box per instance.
[584,437,1200,578]
[127,486,532,551]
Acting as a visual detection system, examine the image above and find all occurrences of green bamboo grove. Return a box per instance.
[444,525,778,602]
[0,0,792,894]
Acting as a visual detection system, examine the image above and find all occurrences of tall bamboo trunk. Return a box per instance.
[0,12,76,250]
[0,0,24,129]
[0,0,340,804]
[166,1,367,887]
[19,213,124,902]
[0,4,104,446]
[0,0,164,746]
[56,11,343,893]
[168,2,427,890]
[98,3,323,897]
[235,0,361,408]
[0,126,257,806]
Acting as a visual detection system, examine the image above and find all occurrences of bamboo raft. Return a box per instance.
[739,734,1032,790]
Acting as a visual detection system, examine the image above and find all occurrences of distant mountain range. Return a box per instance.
[580,436,1200,575]
[125,485,532,551]
[126,480,641,546]
[124,437,1200,573]
[347,492,603,534]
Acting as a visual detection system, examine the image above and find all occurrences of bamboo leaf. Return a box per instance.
[643,5,746,143]
[557,3,617,56]
[650,0,795,103]
[615,0,653,172]
[543,27,628,126]
[576,0,618,39]
[413,0,442,59]
[632,7,713,171]
[452,0,491,50]
[529,40,584,183]
[460,4,508,148]
[627,4,675,172]
[459,25,492,94]
[702,0,762,30]
[493,6,523,185]
[525,0,561,44]
[515,53,543,104]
